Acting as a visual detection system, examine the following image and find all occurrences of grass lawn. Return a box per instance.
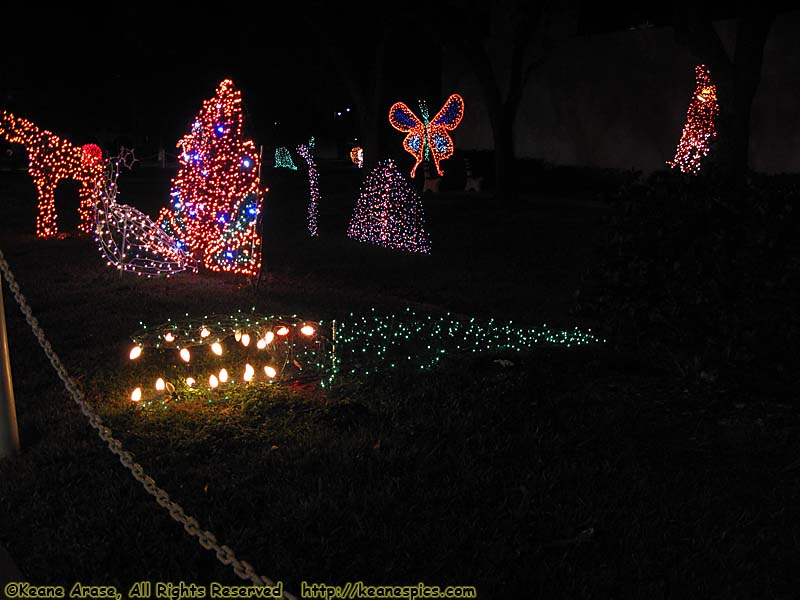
[0,162,798,599]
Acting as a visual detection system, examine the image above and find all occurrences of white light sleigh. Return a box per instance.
[93,149,197,277]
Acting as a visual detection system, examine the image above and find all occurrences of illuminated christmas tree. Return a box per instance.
[347,159,431,254]
[274,146,297,170]
[667,64,719,174]
[157,79,263,276]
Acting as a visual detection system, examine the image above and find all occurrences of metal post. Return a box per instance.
[0,280,20,458]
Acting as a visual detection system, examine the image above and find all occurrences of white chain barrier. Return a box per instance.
[0,249,296,600]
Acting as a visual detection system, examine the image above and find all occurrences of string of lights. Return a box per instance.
[127,312,327,408]
[347,159,432,254]
[389,93,465,177]
[156,79,264,276]
[296,137,321,237]
[0,110,104,237]
[325,307,605,386]
[94,148,197,277]
[667,64,718,174]
[125,307,604,404]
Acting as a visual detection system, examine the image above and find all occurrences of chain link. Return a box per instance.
[0,248,296,600]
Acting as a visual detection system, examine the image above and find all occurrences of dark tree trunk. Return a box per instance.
[453,3,547,205]
[729,14,773,185]
[492,110,517,203]
[461,44,528,204]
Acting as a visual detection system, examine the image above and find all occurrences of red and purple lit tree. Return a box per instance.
[347,158,431,254]
[157,79,263,276]
[667,64,719,174]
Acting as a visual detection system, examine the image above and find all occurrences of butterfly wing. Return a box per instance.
[431,94,465,130]
[428,94,465,176]
[389,102,425,178]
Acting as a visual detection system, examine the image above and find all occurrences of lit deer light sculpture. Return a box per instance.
[0,110,104,238]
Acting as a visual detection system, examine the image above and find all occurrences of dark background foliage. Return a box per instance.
[575,168,800,395]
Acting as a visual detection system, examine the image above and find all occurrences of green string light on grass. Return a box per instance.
[324,307,604,386]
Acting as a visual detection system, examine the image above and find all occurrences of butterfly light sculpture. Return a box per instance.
[389,93,464,178]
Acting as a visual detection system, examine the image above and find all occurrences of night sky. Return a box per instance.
[0,2,783,162]
[0,4,442,158]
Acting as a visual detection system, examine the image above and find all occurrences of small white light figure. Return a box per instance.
[200,327,211,338]
[164,332,175,342]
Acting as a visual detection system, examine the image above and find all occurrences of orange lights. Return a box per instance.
[131,388,142,402]
[350,146,364,168]
[0,111,104,238]
[126,314,325,405]
[129,346,142,360]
